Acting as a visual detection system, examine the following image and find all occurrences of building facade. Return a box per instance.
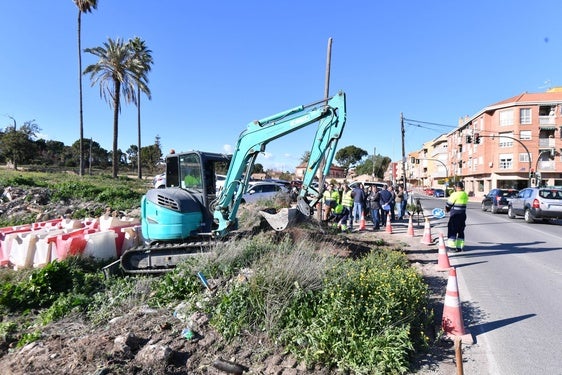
[448,90,562,197]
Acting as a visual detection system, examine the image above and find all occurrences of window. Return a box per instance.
[499,154,513,169]
[519,153,531,162]
[520,130,532,140]
[520,108,531,124]
[499,132,514,147]
[499,110,514,126]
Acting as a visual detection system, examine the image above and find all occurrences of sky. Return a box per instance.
[2,0,562,172]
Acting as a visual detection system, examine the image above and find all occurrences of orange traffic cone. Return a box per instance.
[385,212,393,233]
[442,267,473,344]
[359,212,366,231]
[407,215,415,237]
[420,217,433,245]
[436,233,451,271]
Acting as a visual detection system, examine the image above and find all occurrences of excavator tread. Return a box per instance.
[119,240,216,274]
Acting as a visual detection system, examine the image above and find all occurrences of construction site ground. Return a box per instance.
[0,198,486,374]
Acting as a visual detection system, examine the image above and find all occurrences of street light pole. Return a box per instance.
[418,158,449,197]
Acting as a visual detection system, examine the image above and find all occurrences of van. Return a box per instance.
[349,181,386,190]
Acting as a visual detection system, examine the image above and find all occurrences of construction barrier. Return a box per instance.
[420,217,433,245]
[359,212,366,231]
[442,267,473,344]
[385,212,393,233]
[407,215,415,237]
[435,232,451,271]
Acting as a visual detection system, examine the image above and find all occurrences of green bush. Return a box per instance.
[0,257,103,313]
[281,249,430,373]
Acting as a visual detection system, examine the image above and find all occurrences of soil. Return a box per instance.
[0,203,470,374]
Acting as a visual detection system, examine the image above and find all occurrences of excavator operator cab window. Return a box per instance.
[179,153,203,190]
[165,155,179,187]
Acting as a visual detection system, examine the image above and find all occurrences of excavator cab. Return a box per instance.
[141,151,230,242]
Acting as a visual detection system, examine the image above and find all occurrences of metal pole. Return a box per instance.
[317,37,332,221]
[401,113,407,191]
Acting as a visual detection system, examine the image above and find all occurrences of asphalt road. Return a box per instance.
[420,196,562,375]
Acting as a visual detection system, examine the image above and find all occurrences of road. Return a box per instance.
[420,196,562,375]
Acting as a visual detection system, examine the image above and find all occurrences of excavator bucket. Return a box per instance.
[259,207,302,231]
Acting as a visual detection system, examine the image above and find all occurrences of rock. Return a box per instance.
[135,343,172,365]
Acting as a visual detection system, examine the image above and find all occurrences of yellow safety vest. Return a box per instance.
[446,191,468,214]
[342,190,354,207]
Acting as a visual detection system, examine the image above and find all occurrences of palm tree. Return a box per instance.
[74,0,98,176]
[83,37,150,178]
[129,37,153,180]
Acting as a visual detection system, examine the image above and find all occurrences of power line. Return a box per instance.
[403,117,456,129]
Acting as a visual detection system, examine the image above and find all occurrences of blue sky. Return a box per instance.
[1,1,561,172]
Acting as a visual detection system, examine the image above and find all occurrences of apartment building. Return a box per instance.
[407,135,448,189]
[448,89,562,197]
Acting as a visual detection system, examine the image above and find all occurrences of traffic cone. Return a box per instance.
[407,215,415,237]
[385,212,393,233]
[420,217,433,245]
[436,233,451,271]
[442,267,473,344]
[359,212,366,231]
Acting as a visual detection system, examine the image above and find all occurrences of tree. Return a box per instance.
[140,144,163,172]
[355,154,391,179]
[299,151,311,164]
[126,144,139,169]
[129,37,153,180]
[335,145,368,174]
[252,163,264,174]
[74,0,98,177]
[0,120,40,170]
[84,37,151,178]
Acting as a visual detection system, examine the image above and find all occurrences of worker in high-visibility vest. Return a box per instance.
[445,181,469,251]
[322,184,340,221]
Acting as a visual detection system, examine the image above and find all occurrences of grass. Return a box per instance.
[0,170,434,373]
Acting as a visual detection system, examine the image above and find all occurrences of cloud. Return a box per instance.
[223,144,233,153]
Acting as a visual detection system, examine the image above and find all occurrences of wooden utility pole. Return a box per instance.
[401,113,407,190]
[316,37,333,221]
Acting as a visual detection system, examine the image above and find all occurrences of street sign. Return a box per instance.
[432,208,446,219]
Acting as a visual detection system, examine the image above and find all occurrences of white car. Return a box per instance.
[241,182,290,204]
[152,173,166,189]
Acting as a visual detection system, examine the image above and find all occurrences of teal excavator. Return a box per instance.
[119,91,347,273]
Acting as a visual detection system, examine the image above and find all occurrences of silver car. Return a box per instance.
[507,187,562,223]
[241,182,290,204]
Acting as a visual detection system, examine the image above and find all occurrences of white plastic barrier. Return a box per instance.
[99,215,140,231]
[9,231,38,269]
[33,229,66,268]
[84,231,118,260]
[121,225,143,253]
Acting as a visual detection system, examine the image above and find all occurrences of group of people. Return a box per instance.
[322,182,409,232]
[321,180,470,253]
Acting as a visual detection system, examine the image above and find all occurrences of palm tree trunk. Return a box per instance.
[112,80,121,178]
[78,10,85,176]
[137,86,142,179]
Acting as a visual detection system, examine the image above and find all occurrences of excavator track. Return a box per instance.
[117,240,215,274]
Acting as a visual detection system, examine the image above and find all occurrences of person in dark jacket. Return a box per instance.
[378,184,392,227]
[366,185,381,230]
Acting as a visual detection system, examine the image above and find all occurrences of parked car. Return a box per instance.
[216,174,226,191]
[433,189,445,198]
[241,182,290,204]
[424,188,434,196]
[152,173,166,189]
[481,188,518,213]
[507,187,562,223]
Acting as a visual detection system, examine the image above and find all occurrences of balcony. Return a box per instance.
[538,137,556,148]
[537,160,555,170]
[539,116,557,129]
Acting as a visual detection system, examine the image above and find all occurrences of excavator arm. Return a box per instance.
[212,91,347,237]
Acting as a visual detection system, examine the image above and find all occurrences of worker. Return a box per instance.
[322,184,339,221]
[445,181,469,252]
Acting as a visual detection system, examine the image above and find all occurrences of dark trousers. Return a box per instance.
[447,213,466,240]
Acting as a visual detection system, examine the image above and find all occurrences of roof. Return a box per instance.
[488,91,562,109]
